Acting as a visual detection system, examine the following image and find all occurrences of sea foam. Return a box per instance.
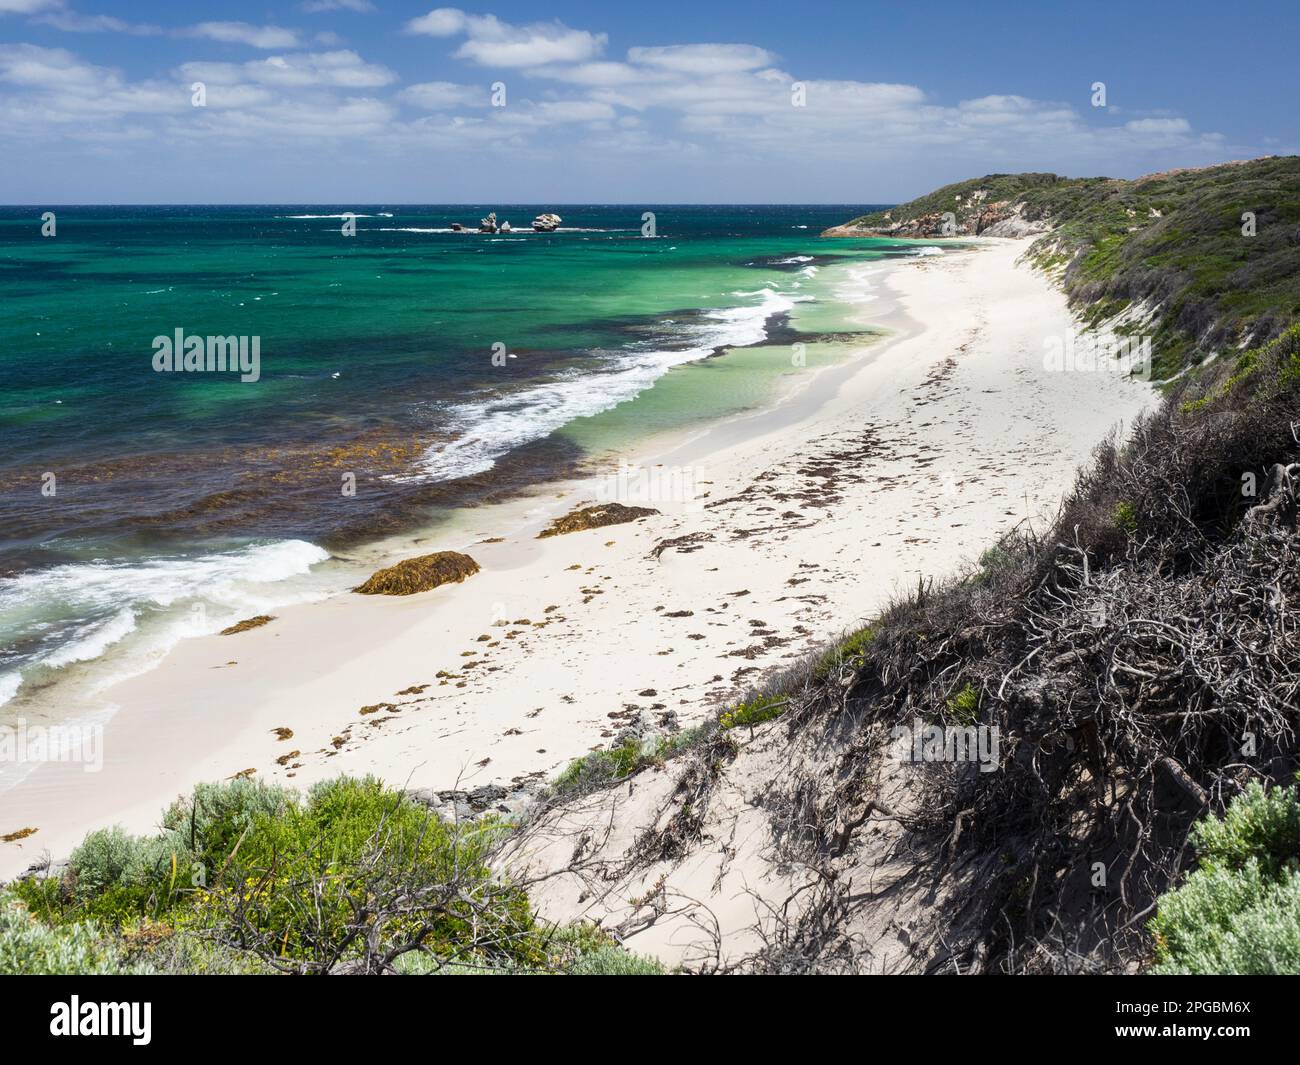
[407,285,809,483]
[0,539,329,708]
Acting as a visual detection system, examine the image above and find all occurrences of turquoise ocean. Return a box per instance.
[0,203,930,712]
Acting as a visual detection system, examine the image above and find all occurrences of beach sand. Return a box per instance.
[0,238,1154,880]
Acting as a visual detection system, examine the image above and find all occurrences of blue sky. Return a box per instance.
[1,0,1296,203]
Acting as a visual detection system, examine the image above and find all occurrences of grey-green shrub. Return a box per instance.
[1189,779,1300,876]
[1150,780,1300,974]
[566,944,665,975]
[551,730,704,798]
[68,826,185,902]
[0,893,132,975]
[159,776,292,870]
[393,922,667,975]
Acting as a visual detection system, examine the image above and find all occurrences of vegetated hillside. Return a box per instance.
[504,324,1300,975]
[824,171,1071,238]
[826,156,1300,379]
[500,176,1300,974]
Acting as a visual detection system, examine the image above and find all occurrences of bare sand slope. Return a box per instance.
[0,239,1152,881]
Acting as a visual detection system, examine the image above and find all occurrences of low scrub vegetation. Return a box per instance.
[550,727,707,798]
[1150,780,1300,974]
[843,157,1300,378]
[720,694,788,730]
[3,776,659,975]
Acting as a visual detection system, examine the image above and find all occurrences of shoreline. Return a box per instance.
[0,248,898,732]
[0,238,1153,879]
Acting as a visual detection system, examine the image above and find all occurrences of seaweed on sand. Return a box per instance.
[537,503,658,539]
[220,615,275,635]
[353,552,480,595]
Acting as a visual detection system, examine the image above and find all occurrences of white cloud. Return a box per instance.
[0,42,103,89]
[496,98,617,126]
[527,61,645,87]
[259,51,394,88]
[23,7,306,45]
[179,95,395,140]
[301,0,375,11]
[405,7,470,37]
[33,11,162,34]
[187,22,302,50]
[398,80,488,110]
[959,94,1038,114]
[1125,117,1192,134]
[626,43,775,75]
[0,0,61,13]
[405,8,607,67]
[0,44,185,125]
[0,15,1254,201]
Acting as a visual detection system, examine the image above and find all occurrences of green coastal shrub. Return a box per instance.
[12,775,546,973]
[394,923,667,975]
[812,624,876,679]
[7,772,683,974]
[159,776,293,873]
[16,778,292,928]
[720,694,786,730]
[566,943,666,975]
[1112,500,1138,534]
[15,832,189,928]
[544,922,666,974]
[190,775,539,970]
[394,944,664,975]
[1275,324,1300,389]
[945,683,980,726]
[977,545,1016,580]
[0,893,133,975]
[1190,779,1300,875]
[553,738,645,795]
[1150,780,1300,974]
[551,728,704,798]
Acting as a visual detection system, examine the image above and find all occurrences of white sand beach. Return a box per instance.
[0,237,1154,880]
